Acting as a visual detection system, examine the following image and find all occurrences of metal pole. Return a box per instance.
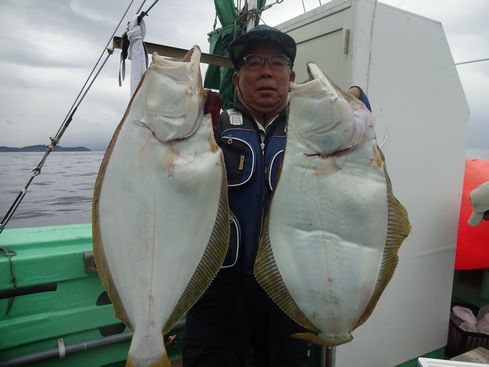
[0,320,185,367]
[321,347,335,367]
[245,0,259,31]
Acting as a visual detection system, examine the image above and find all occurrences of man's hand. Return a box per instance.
[348,86,372,112]
[468,182,489,226]
[348,86,362,99]
[204,90,223,132]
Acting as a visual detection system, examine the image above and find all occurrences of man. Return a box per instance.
[183,25,369,367]
[183,25,309,367]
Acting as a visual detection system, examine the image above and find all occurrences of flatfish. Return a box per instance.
[92,47,229,366]
[255,62,410,347]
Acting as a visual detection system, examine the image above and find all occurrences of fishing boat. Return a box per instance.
[0,0,473,366]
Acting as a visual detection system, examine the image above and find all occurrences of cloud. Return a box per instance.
[380,0,489,149]
[0,0,487,150]
[458,62,489,148]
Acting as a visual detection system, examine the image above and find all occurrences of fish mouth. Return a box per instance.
[152,45,203,97]
[184,46,205,97]
[305,63,317,81]
[304,62,363,106]
[290,62,345,103]
[143,46,204,143]
[289,62,330,95]
[305,62,332,88]
[182,46,197,62]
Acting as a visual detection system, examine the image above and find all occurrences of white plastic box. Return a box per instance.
[418,358,488,367]
[278,0,470,366]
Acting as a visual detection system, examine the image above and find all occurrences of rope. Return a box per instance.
[0,0,140,235]
[0,246,17,315]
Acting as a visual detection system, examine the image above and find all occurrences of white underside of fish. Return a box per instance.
[269,133,387,344]
[93,48,229,366]
[255,63,410,347]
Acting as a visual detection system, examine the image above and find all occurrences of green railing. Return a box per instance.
[0,224,444,366]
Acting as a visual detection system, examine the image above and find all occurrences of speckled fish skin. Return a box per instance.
[255,62,410,347]
[92,47,229,367]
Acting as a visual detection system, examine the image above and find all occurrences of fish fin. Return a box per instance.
[254,215,320,333]
[355,149,411,327]
[125,349,171,367]
[125,320,169,366]
[163,163,230,333]
[291,332,352,347]
[92,68,152,329]
[92,111,133,329]
[92,212,132,328]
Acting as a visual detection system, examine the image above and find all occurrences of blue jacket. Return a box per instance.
[215,88,371,273]
[215,102,286,273]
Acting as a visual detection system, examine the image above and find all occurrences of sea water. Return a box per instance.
[0,152,104,228]
[1,148,489,229]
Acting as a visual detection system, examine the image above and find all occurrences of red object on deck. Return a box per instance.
[455,159,489,270]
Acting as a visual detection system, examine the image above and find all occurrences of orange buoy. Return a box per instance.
[455,159,489,269]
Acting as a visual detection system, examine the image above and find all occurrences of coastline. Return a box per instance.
[465,148,489,160]
[0,145,91,152]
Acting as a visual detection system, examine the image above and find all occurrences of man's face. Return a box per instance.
[232,43,295,117]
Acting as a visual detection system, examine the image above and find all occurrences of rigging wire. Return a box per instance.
[134,0,160,24]
[0,0,142,237]
[55,0,138,140]
[261,0,285,12]
[252,0,285,26]
[455,57,489,66]
[136,0,148,13]
[142,0,159,14]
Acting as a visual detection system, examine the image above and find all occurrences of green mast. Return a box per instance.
[204,0,266,109]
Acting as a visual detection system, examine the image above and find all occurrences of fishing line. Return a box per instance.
[0,0,151,316]
[261,0,285,12]
[0,0,141,236]
[56,0,138,139]
[247,0,285,26]
[137,0,160,17]
[378,127,389,148]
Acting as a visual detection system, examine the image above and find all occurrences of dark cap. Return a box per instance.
[229,25,297,69]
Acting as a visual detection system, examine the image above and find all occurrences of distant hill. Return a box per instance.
[0,145,91,152]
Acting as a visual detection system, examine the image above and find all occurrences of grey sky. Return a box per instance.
[0,0,487,150]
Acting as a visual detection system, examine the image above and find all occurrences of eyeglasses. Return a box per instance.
[241,54,291,71]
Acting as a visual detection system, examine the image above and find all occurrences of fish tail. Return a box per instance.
[291,332,352,347]
[126,331,171,367]
[126,353,171,367]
